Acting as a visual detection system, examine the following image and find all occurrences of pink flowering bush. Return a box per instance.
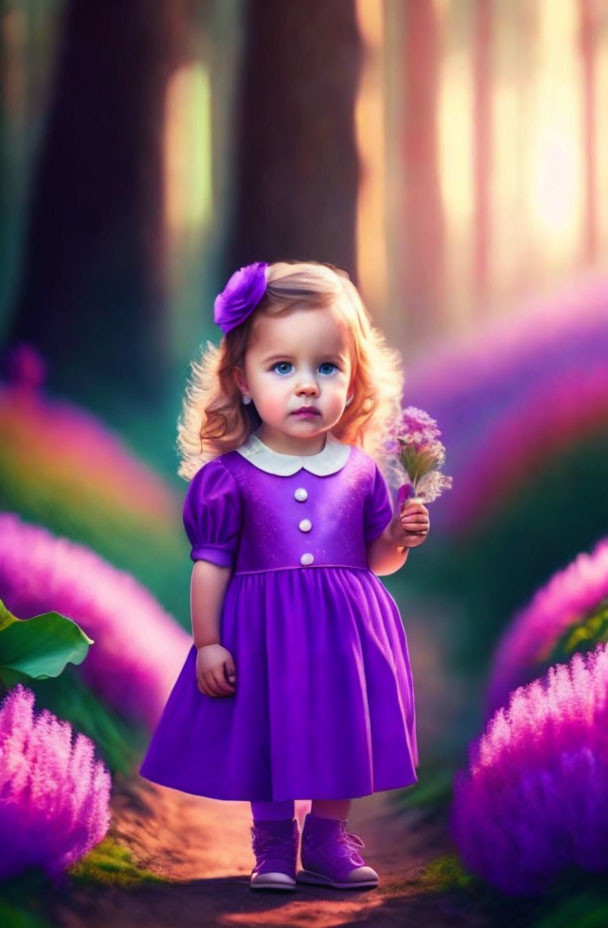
[486,537,608,718]
[404,272,608,536]
[0,344,175,523]
[0,683,111,883]
[0,513,191,727]
[0,343,187,619]
[441,364,608,536]
[450,642,608,896]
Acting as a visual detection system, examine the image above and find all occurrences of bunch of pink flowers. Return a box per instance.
[385,406,452,506]
[0,684,111,883]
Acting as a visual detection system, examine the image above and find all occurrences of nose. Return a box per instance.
[295,368,320,396]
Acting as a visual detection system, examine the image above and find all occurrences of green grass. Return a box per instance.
[0,899,54,928]
[68,836,167,887]
[418,853,478,892]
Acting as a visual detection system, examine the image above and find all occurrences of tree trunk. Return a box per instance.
[473,0,492,310]
[225,0,362,282]
[8,0,184,404]
[401,0,444,350]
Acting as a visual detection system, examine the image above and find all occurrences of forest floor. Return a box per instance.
[45,597,520,928]
[50,775,493,928]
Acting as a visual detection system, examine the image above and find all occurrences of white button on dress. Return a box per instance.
[294,487,308,501]
[298,518,312,532]
[300,552,315,566]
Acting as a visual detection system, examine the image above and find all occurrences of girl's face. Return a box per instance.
[234,304,354,452]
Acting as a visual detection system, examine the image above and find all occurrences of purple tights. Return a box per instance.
[251,800,295,821]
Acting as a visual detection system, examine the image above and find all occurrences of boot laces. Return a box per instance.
[251,824,294,857]
[337,822,366,862]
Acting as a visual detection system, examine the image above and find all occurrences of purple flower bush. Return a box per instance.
[450,641,608,896]
[486,537,608,719]
[0,343,186,619]
[403,272,608,535]
[0,343,176,527]
[441,363,608,535]
[0,683,111,883]
[0,513,191,727]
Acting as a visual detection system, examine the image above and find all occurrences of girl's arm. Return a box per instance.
[190,559,232,647]
[366,522,410,576]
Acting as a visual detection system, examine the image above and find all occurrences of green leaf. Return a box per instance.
[0,599,16,633]
[0,605,94,683]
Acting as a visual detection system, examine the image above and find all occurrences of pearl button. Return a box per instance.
[299,518,312,532]
[300,552,314,566]
[294,487,308,501]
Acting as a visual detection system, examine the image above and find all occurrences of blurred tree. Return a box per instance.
[473,0,491,309]
[7,0,186,406]
[225,0,362,280]
[401,0,444,349]
[0,0,65,339]
[580,0,597,264]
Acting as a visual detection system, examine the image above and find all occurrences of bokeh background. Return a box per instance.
[2,0,608,923]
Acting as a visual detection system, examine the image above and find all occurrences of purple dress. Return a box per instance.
[139,430,419,801]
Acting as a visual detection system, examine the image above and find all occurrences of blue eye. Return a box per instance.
[270,361,339,376]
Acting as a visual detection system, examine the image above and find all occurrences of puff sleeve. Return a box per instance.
[363,460,394,544]
[182,459,242,568]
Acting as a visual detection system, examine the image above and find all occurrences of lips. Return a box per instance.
[292,407,321,415]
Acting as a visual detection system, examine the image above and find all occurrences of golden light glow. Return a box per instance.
[354,0,387,316]
[490,0,531,302]
[354,0,603,341]
[490,77,522,293]
[164,64,212,233]
[433,0,451,23]
[596,11,608,254]
[438,41,474,328]
[526,0,582,262]
[438,50,473,229]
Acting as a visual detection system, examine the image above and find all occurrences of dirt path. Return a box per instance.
[50,603,494,927]
[52,776,483,928]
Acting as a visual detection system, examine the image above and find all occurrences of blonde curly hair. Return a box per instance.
[176,260,405,489]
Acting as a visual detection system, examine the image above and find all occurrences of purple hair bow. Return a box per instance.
[213,261,268,334]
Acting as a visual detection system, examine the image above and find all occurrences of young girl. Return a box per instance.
[139,260,430,892]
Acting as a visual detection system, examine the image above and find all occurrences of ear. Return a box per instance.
[233,367,249,395]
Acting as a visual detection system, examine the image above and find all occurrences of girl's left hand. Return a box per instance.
[392,500,430,549]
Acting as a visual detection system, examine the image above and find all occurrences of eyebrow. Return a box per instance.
[262,352,348,363]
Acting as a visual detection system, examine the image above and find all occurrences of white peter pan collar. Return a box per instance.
[235,428,351,476]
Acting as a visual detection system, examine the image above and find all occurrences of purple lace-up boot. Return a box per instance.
[249,818,300,891]
[297,813,379,889]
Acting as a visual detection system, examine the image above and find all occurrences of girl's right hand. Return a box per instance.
[196,644,237,697]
